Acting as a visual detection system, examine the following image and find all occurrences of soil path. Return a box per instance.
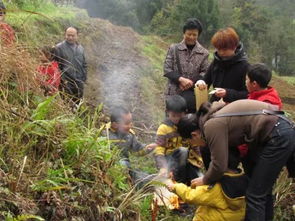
[81,18,152,126]
[271,76,295,119]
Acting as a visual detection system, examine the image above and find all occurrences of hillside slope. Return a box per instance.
[81,18,166,129]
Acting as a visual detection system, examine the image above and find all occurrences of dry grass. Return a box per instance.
[0,44,39,93]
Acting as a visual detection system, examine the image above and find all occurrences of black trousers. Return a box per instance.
[168,147,202,185]
[179,89,196,113]
[60,78,84,105]
[244,118,295,221]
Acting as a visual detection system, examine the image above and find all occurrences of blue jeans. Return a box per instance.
[245,118,295,221]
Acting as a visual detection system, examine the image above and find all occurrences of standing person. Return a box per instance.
[177,100,295,221]
[238,63,283,158]
[164,18,209,113]
[196,27,249,103]
[54,27,87,106]
[0,2,15,46]
[246,63,282,110]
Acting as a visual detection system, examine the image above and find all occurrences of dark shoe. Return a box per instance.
[171,203,195,217]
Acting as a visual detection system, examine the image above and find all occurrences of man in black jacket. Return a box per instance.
[54,26,87,105]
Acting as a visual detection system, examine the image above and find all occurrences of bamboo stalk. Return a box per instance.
[16,155,27,190]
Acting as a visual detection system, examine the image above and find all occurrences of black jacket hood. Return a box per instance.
[213,43,247,67]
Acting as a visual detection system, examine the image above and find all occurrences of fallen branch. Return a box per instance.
[16,155,27,191]
[132,126,156,135]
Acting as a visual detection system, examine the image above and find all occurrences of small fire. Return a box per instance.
[169,195,180,210]
[152,178,181,210]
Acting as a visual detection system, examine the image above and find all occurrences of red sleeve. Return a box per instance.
[51,62,61,89]
[0,23,15,46]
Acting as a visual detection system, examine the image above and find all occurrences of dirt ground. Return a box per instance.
[271,76,295,119]
[81,18,155,129]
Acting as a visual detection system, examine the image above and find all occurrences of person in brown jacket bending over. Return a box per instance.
[163,18,209,113]
[177,100,295,221]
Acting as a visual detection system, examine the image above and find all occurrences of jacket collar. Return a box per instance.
[163,118,176,127]
[248,87,275,99]
[63,40,79,47]
[177,40,205,54]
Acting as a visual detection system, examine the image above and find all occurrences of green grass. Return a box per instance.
[5,1,87,48]
[138,35,167,125]
[6,1,78,24]
[281,76,295,86]
[139,195,153,219]
[141,35,167,71]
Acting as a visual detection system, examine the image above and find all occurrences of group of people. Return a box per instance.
[0,2,87,107]
[161,18,294,221]
[106,18,295,221]
[1,3,294,220]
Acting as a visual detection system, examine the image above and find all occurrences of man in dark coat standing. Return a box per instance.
[54,26,87,105]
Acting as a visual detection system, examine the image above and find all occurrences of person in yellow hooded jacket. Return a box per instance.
[165,137,248,221]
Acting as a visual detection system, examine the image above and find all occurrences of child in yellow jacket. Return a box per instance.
[165,148,248,221]
[154,95,203,185]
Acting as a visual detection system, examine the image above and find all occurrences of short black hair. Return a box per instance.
[177,114,200,139]
[183,18,203,35]
[228,147,241,171]
[0,1,6,15]
[166,95,187,113]
[110,106,130,123]
[247,63,272,88]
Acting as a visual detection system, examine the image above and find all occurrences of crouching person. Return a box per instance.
[106,106,156,186]
[165,123,248,221]
[154,95,203,185]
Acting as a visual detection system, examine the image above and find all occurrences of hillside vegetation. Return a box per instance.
[0,1,294,221]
